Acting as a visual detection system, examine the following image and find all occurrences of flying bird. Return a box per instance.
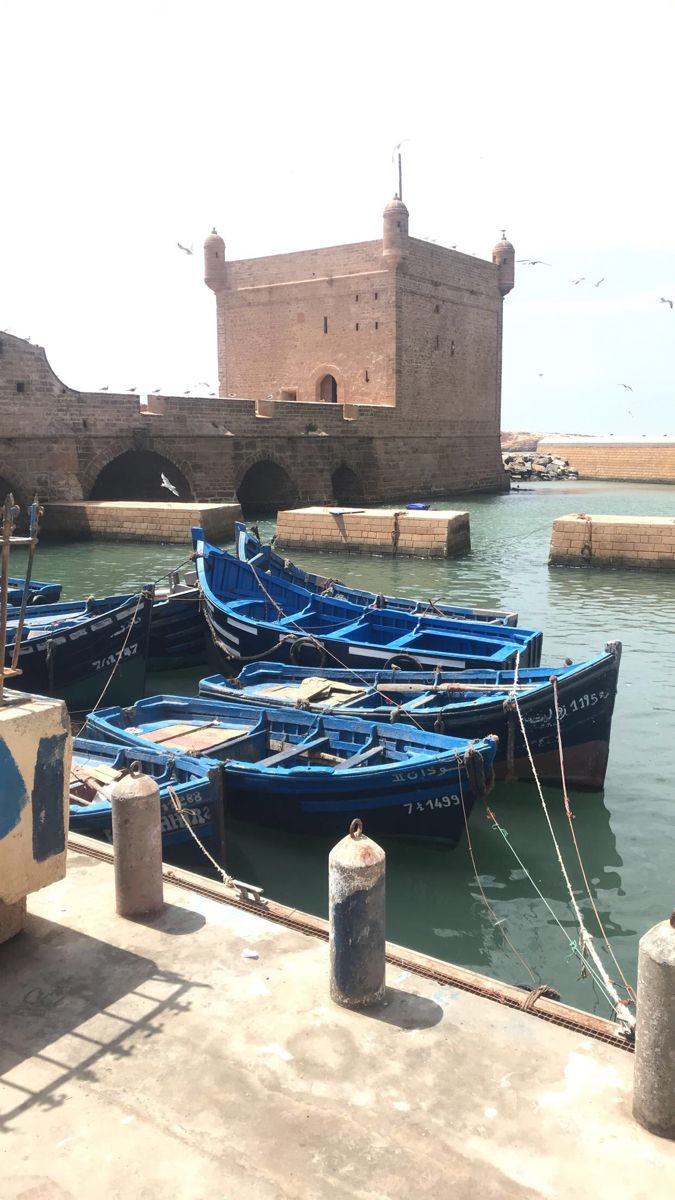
[183,389,192,395]
[177,242,193,255]
[100,385,109,391]
[127,386,137,393]
[618,383,633,391]
[517,259,550,266]
[161,473,179,496]
[627,410,633,417]
[659,297,674,309]
[150,387,161,394]
[594,278,605,287]
[572,277,586,285]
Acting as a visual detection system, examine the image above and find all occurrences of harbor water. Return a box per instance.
[17,480,675,1017]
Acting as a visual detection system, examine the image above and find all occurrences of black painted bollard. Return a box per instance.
[329,818,386,1008]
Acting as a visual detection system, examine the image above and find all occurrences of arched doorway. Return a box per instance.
[89,451,193,501]
[332,465,364,505]
[319,374,338,403]
[237,460,299,517]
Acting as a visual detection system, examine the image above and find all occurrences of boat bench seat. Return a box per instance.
[335,744,385,771]
[258,736,330,767]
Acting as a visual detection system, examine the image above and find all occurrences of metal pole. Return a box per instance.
[11,496,43,670]
[398,152,403,202]
[0,494,19,703]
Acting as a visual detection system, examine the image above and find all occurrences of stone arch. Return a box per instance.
[236,458,299,517]
[309,363,345,404]
[331,464,365,505]
[0,466,30,514]
[89,449,194,501]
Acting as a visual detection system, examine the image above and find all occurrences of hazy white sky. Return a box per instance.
[2,0,674,433]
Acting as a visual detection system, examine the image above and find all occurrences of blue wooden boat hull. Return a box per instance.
[236,522,519,626]
[4,591,153,711]
[7,577,62,606]
[148,590,207,671]
[199,643,622,791]
[195,530,543,674]
[85,695,498,843]
[69,738,222,846]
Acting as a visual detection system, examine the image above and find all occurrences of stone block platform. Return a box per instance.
[41,501,242,544]
[1,845,673,1198]
[550,513,675,570]
[276,506,470,558]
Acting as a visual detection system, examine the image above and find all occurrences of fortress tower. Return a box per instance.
[203,193,514,497]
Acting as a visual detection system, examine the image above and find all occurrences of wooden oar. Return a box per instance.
[374,681,538,694]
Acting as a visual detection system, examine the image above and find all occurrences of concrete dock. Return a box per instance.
[1,847,674,1198]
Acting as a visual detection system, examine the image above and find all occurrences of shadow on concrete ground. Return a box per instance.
[365,987,444,1030]
[0,913,209,1132]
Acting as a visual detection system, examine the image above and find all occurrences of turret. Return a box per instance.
[382,197,409,268]
[492,231,515,297]
[204,227,226,292]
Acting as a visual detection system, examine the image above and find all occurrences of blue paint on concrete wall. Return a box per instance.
[0,738,28,838]
[31,733,67,862]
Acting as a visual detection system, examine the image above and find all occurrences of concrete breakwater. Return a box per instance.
[502,451,578,481]
[549,513,675,569]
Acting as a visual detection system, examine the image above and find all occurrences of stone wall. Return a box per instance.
[276,506,470,558]
[41,501,241,544]
[0,333,508,508]
[538,439,675,483]
[549,513,675,569]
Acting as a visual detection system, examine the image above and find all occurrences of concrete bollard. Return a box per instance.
[632,914,675,1139]
[111,762,164,918]
[329,818,386,1008]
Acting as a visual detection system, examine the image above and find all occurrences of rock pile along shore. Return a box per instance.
[502,452,578,481]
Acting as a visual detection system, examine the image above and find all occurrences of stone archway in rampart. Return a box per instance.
[87,448,195,502]
[0,465,30,514]
[236,455,300,516]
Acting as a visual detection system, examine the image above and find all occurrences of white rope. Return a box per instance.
[510,651,635,1030]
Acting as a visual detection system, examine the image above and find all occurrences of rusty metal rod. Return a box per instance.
[11,496,43,671]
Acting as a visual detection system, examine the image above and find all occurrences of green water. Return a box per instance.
[16,480,675,1018]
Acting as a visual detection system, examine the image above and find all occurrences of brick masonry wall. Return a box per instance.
[276,507,470,559]
[539,441,675,482]
[549,513,675,569]
[41,501,241,544]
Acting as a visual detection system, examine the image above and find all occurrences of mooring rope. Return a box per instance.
[551,674,636,1005]
[456,751,538,985]
[509,653,635,1030]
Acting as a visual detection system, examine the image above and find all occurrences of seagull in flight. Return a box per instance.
[150,387,161,394]
[618,383,633,391]
[161,473,179,496]
[572,277,586,285]
[594,278,605,287]
[177,242,194,255]
[517,259,550,266]
[100,385,109,391]
[127,386,137,393]
[659,296,674,309]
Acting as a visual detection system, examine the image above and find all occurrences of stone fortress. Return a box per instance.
[0,195,514,516]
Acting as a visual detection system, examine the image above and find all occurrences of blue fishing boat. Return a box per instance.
[9,577,206,673]
[235,522,519,626]
[199,643,622,791]
[4,589,154,710]
[86,694,498,842]
[150,569,206,670]
[69,737,222,846]
[194,530,543,674]
[7,577,62,605]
